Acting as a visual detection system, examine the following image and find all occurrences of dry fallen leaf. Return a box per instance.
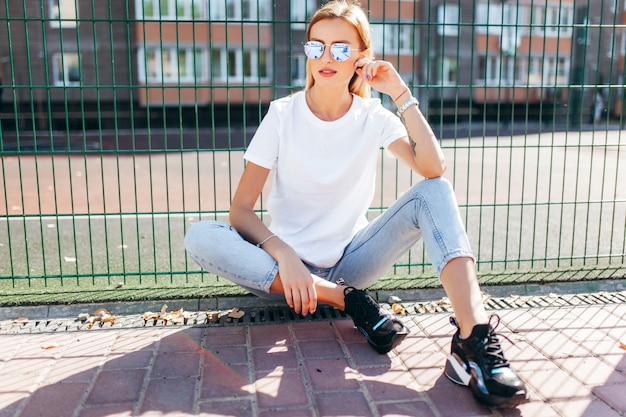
[100,314,116,324]
[143,311,158,320]
[227,307,245,320]
[13,317,28,325]
[181,311,193,325]
[78,307,118,329]
[41,344,58,350]
[140,306,195,326]
[619,340,626,351]
[437,297,451,306]
[162,313,184,326]
[93,308,111,318]
[391,303,406,315]
[170,308,184,316]
[208,312,220,323]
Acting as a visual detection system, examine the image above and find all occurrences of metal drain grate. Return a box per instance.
[1,291,624,334]
[0,304,349,334]
[410,291,626,314]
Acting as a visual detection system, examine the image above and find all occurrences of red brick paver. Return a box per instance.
[0,303,624,416]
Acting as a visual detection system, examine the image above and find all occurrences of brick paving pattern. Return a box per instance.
[0,303,624,417]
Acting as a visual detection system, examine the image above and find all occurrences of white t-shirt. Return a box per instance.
[244,91,407,267]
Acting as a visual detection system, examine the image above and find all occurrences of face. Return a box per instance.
[307,18,365,89]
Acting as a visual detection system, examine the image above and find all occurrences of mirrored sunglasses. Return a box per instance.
[303,41,362,62]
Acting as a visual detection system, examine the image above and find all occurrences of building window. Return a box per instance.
[437,57,458,85]
[477,55,496,85]
[49,0,78,28]
[138,46,207,83]
[532,5,572,37]
[53,53,80,85]
[371,24,417,55]
[211,47,271,82]
[291,54,306,86]
[475,3,525,35]
[531,5,545,34]
[437,5,459,37]
[546,5,573,37]
[611,0,617,13]
[140,0,205,20]
[290,0,317,29]
[528,57,542,85]
[501,55,517,84]
[528,55,567,85]
[209,0,272,21]
[544,56,569,85]
[211,49,224,80]
[481,55,569,87]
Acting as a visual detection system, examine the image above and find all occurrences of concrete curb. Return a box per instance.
[1,278,625,321]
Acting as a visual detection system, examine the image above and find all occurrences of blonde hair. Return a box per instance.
[305,0,374,98]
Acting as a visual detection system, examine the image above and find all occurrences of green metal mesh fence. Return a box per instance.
[0,0,625,294]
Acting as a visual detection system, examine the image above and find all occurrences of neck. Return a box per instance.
[305,87,353,122]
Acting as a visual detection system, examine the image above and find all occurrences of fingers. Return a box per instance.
[308,285,318,315]
[286,284,317,317]
[302,286,318,317]
[355,59,406,100]
[275,263,318,316]
[355,58,378,81]
[294,287,317,316]
[291,288,303,315]
[284,287,294,310]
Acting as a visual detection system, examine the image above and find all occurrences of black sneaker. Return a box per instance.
[444,315,528,408]
[343,287,409,354]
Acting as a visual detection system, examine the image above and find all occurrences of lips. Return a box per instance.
[318,67,337,76]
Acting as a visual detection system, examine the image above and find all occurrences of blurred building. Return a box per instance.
[0,0,134,131]
[0,0,624,132]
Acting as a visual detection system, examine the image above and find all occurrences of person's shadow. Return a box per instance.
[9,306,583,416]
[0,315,443,417]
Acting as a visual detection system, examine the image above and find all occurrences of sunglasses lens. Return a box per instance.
[304,42,354,61]
[331,44,351,61]
[304,41,324,59]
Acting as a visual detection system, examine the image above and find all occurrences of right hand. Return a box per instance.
[275,250,318,316]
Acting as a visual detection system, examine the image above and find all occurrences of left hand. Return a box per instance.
[354,58,407,101]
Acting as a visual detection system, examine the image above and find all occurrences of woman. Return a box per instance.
[185,0,527,408]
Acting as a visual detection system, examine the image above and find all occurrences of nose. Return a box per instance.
[321,44,333,62]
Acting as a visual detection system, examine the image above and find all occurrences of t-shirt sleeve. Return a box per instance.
[379,108,408,150]
[243,101,281,169]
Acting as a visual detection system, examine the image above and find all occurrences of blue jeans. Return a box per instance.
[184,177,474,299]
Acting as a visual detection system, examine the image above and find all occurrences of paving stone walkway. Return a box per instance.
[0,302,624,417]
